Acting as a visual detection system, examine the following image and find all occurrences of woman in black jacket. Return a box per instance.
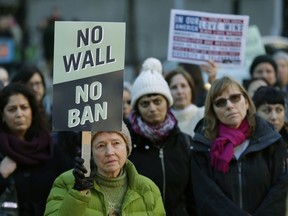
[127,57,194,216]
[0,83,69,216]
[190,76,288,216]
[252,86,288,150]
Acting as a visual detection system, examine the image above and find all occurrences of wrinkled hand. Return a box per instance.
[73,156,94,191]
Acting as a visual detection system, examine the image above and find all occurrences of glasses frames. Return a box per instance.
[214,93,242,108]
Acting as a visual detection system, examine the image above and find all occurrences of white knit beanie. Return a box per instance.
[131,57,173,108]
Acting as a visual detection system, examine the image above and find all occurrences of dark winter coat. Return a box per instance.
[0,142,70,216]
[190,116,288,216]
[128,123,195,216]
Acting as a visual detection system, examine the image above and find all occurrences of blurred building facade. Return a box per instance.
[0,0,287,82]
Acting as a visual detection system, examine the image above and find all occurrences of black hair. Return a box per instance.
[11,64,46,98]
[252,86,285,109]
[0,83,49,140]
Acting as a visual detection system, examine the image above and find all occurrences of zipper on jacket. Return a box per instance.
[159,147,166,203]
[237,161,243,209]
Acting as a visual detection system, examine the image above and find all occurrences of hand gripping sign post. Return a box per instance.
[53,21,125,176]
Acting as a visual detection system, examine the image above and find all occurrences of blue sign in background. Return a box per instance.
[174,14,200,32]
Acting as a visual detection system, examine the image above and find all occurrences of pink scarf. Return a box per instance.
[210,119,250,173]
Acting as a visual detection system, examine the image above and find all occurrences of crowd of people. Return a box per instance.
[120,56,288,216]
[0,13,288,216]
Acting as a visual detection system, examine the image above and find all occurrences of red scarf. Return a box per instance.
[210,119,250,173]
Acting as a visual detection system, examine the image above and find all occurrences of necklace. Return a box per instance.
[99,185,121,216]
[96,170,127,216]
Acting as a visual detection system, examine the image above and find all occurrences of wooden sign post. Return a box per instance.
[81,131,91,176]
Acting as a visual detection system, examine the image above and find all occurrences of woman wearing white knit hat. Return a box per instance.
[127,57,195,216]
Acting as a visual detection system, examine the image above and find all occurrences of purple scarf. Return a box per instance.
[0,131,53,166]
[210,119,250,173]
[129,109,177,144]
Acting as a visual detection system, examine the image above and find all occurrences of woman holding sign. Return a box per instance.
[44,121,165,216]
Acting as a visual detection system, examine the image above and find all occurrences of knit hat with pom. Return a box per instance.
[131,57,173,108]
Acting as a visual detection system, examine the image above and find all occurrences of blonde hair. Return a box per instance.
[204,76,256,140]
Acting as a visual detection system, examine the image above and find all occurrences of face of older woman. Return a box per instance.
[213,85,248,128]
[92,132,127,178]
[256,104,285,132]
[2,94,32,140]
[137,94,168,125]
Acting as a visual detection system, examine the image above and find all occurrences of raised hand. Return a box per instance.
[72,156,94,191]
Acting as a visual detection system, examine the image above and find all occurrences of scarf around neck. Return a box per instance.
[129,109,177,143]
[210,119,250,173]
[0,131,53,166]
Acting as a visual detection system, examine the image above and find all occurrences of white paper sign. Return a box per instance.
[168,9,249,67]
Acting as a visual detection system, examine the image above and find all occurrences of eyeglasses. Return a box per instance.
[214,93,242,108]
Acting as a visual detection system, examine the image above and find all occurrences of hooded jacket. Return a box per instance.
[44,160,165,216]
[190,115,288,216]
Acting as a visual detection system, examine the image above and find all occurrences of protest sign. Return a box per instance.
[53,21,125,175]
[168,9,249,67]
[53,21,125,131]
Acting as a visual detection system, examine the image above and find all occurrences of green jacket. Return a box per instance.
[44,160,166,216]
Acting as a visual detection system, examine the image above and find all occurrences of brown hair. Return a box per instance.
[204,76,256,140]
[0,83,49,140]
[165,66,197,104]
